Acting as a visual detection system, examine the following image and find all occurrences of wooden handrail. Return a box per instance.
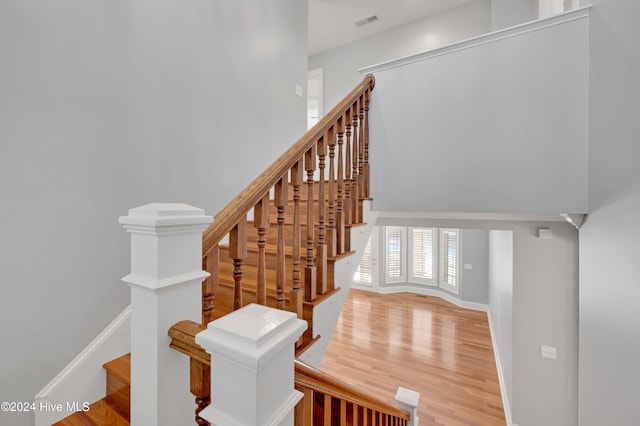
[294,360,410,422]
[202,74,375,256]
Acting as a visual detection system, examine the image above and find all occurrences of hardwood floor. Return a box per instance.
[320,289,506,426]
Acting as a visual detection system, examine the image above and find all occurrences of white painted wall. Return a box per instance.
[308,0,491,115]
[579,0,640,424]
[489,230,514,421]
[366,10,589,214]
[0,2,307,425]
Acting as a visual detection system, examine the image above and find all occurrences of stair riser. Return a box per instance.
[217,248,336,290]
[245,223,337,248]
[105,372,130,421]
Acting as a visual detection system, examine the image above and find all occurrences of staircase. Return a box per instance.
[53,75,415,425]
[210,180,352,348]
[54,355,130,425]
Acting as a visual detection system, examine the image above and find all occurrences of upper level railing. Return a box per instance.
[294,360,411,425]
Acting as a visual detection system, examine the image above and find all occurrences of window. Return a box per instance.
[383,226,460,295]
[385,226,407,283]
[409,227,435,286]
[439,228,459,294]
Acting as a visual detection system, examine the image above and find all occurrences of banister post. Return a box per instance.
[195,304,307,426]
[119,203,213,426]
[395,387,421,426]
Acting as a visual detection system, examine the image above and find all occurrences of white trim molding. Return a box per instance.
[353,283,488,312]
[360,6,591,75]
[487,310,513,426]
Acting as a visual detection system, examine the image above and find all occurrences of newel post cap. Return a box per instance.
[119,203,213,233]
[196,304,307,370]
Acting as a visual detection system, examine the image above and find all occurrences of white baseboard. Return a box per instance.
[487,310,513,426]
[34,306,131,425]
[355,284,489,312]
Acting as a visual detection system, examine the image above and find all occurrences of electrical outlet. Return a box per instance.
[295,83,304,98]
[541,345,557,359]
[464,264,473,270]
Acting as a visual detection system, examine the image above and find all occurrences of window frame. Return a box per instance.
[408,227,436,286]
[438,228,460,295]
[384,226,407,284]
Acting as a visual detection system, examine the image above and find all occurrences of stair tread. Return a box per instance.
[53,399,129,426]
[104,353,130,386]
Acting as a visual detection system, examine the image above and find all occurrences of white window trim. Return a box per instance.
[438,228,460,295]
[385,226,407,284]
[408,227,436,287]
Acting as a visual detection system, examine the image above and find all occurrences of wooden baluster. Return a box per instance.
[254,193,269,306]
[229,218,247,310]
[316,136,328,295]
[340,400,347,424]
[201,244,218,326]
[323,394,332,426]
[363,89,371,199]
[335,116,345,255]
[304,146,317,302]
[326,125,337,259]
[275,178,288,310]
[357,94,366,223]
[351,99,360,226]
[290,161,303,319]
[190,359,210,426]
[353,403,358,426]
[294,385,313,426]
[344,108,353,230]
[363,407,369,426]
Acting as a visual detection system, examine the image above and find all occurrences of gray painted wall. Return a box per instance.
[309,0,491,114]
[512,222,578,426]
[461,229,490,305]
[367,12,589,214]
[0,1,307,425]
[579,0,640,424]
[491,0,538,30]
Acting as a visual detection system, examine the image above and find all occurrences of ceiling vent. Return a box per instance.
[355,15,378,27]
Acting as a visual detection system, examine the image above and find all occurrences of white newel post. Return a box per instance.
[395,386,421,426]
[119,203,213,426]
[195,304,308,426]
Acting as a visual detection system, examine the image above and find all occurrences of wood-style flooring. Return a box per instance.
[320,289,506,426]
